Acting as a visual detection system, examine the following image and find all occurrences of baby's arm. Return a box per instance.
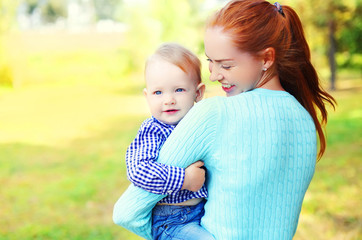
[182,160,206,192]
[114,98,220,238]
[126,121,186,195]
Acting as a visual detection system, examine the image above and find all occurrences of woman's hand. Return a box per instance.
[181,161,206,192]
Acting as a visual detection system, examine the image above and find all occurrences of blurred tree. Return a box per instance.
[93,0,123,20]
[116,1,158,78]
[150,0,204,47]
[23,0,67,23]
[0,0,19,33]
[298,0,361,90]
[0,0,19,86]
[41,0,67,23]
[23,0,125,22]
[338,1,362,68]
[118,0,206,85]
[24,0,37,14]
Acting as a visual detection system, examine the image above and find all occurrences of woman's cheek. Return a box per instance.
[208,62,213,73]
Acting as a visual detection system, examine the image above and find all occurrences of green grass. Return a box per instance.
[294,85,362,240]
[0,31,361,239]
[0,116,145,240]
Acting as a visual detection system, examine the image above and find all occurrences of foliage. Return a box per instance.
[24,0,37,14]
[93,0,123,20]
[22,0,125,23]
[295,0,362,69]
[23,0,67,23]
[0,64,13,86]
[116,0,207,87]
[0,0,19,87]
[0,0,19,32]
[41,0,67,23]
[338,1,362,68]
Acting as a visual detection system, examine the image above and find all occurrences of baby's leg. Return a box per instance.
[152,200,215,240]
[175,221,215,240]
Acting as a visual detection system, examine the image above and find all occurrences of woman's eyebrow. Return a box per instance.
[205,53,234,62]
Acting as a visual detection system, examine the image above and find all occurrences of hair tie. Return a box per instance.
[274,2,285,17]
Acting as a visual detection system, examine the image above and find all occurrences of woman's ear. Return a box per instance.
[262,47,275,69]
[195,83,206,102]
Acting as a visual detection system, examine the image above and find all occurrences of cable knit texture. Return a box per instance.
[113,88,317,240]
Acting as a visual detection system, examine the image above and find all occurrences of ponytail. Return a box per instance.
[207,0,336,160]
[279,5,336,160]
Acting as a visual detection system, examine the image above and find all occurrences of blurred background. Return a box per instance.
[0,0,360,239]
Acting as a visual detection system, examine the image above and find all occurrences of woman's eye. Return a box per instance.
[175,88,185,93]
[154,91,162,95]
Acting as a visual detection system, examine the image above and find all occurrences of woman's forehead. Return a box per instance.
[204,28,240,60]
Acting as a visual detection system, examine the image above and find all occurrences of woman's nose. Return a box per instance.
[209,67,223,82]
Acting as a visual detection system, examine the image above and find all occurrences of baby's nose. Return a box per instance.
[164,96,176,105]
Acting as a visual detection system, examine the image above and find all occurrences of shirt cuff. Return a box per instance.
[162,165,185,195]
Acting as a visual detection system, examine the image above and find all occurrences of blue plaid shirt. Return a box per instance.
[126,116,208,204]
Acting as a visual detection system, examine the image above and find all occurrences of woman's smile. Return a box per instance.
[221,83,235,93]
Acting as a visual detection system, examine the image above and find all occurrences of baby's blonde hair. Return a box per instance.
[146,43,202,84]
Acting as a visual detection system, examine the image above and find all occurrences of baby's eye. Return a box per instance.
[154,90,162,95]
[206,58,212,62]
[175,88,185,93]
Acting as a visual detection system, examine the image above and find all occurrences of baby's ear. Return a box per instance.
[195,83,205,102]
[143,88,148,97]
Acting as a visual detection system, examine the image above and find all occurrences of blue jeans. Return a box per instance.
[152,200,215,240]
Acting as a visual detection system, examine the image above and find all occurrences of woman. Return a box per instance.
[113,1,336,239]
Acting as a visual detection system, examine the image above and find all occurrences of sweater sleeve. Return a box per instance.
[157,97,220,168]
[113,98,220,238]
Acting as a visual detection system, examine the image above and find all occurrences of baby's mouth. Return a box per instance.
[164,109,179,114]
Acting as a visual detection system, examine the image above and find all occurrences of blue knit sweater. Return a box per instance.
[113,88,317,240]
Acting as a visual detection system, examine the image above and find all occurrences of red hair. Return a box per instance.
[207,0,336,160]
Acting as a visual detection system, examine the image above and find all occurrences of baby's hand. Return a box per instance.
[181,161,206,192]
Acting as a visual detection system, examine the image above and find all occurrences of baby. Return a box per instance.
[123,43,214,240]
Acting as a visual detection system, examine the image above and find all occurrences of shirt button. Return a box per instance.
[167,190,173,194]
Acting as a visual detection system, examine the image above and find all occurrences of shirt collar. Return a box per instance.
[151,116,176,129]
